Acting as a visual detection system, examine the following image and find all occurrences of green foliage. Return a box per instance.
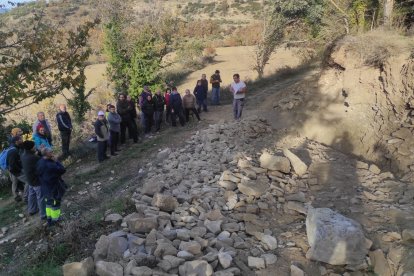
[22,244,68,276]
[65,68,93,124]
[0,13,98,116]
[176,39,205,70]
[103,20,130,92]
[128,30,163,98]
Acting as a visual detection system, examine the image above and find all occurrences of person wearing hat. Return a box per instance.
[33,124,52,151]
[32,112,53,146]
[7,135,25,202]
[36,147,66,226]
[210,70,222,105]
[56,104,72,158]
[20,140,45,218]
[107,105,122,156]
[94,111,110,162]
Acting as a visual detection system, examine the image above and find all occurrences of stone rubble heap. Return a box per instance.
[62,117,414,276]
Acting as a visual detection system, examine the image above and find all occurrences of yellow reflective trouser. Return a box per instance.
[45,198,61,223]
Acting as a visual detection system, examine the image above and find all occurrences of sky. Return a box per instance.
[0,0,35,9]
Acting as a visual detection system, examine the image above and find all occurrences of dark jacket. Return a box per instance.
[21,150,41,186]
[200,79,208,96]
[194,85,206,101]
[127,100,138,119]
[153,94,165,112]
[117,100,132,121]
[170,92,183,111]
[139,91,152,108]
[7,145,22,176]
[36,158,66,200]
[94,119,109,141]
[56,111,72,131]
[142,97,154,115]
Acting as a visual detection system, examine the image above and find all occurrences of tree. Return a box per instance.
[63,67,94,124]
[0,12,98,116]
[384,0,395,26]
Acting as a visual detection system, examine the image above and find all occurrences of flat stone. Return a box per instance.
[154,241,178,258]
[221,170,241,183]
[107,236,128,261]
[177,251,195,261]
[95,261,123,276]
[238,177,269,197]
[142,181,164,196]
[369,249,392,276]
[286,201,307,214]
[179,241,202,255]
[259,152,291,173]
[104,213,123,223]
[204,219,222,235]
[402,229,414,243]
[247,256,265,269]
[261,254,277,266]
[152,193,178,212]
[283,148,307,176]
[218,180,237,191]
[369,164,381,174]
[127,216,158,234]
[178,260,213,276]
[93,235,110,261]
[130,266,153,276]
[290,264,305,276]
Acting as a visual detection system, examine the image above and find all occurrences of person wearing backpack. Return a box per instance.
[20,140,44,218]
[36,147,66,226]
[6,136,25,202]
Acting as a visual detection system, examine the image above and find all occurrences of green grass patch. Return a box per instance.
[22,244,68,276]
[0,201,25,228]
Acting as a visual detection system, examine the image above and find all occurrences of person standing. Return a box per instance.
[153,90,165,132]
[139,86,152,131]
[20,140,45,218]
[56,104,72,158]
[126,95,139,140]
[183,89,201,122]
[210,70,222,105]
[33,125,52,151]
[141,94,154,135]
[117,93,138,144]
[107,105,121,156]
[36,148,66,226]
[170,87,186,127]
[200,74,209,112]
[94,111,110,163]
[230,73,247,120]
[7,136,25,202]
[194,80,207,113]
[32,112,53,146]
[164,88,172,123]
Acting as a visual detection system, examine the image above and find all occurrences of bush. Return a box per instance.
[176,39,205,69]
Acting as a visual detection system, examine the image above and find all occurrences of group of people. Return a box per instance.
[2,70,247,227]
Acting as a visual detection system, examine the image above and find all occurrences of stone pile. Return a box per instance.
[62,117,414,276]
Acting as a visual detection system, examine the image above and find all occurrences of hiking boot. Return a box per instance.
[14,195,22,202]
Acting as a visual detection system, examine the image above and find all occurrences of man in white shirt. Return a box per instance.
[230,73,247,120]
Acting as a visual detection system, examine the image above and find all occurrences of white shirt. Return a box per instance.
[231,81,246,99]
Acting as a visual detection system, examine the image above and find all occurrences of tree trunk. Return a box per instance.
[384,0,394,26]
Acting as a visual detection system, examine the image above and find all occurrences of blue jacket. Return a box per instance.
[33,133,52,151]
[36,158,66,200]
[170,92,183,111]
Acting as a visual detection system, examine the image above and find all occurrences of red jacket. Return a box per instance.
[165,93,171,106]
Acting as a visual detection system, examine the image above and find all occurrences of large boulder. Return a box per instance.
[95,261,123,276]
[151,193,178,212]
[63,257,94,276]
[259,152,291,173]
[178,260,213,276]
[306,207,371,265]
[93,235,110,261]
[283,148,308,176]
[107,236,128,261]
